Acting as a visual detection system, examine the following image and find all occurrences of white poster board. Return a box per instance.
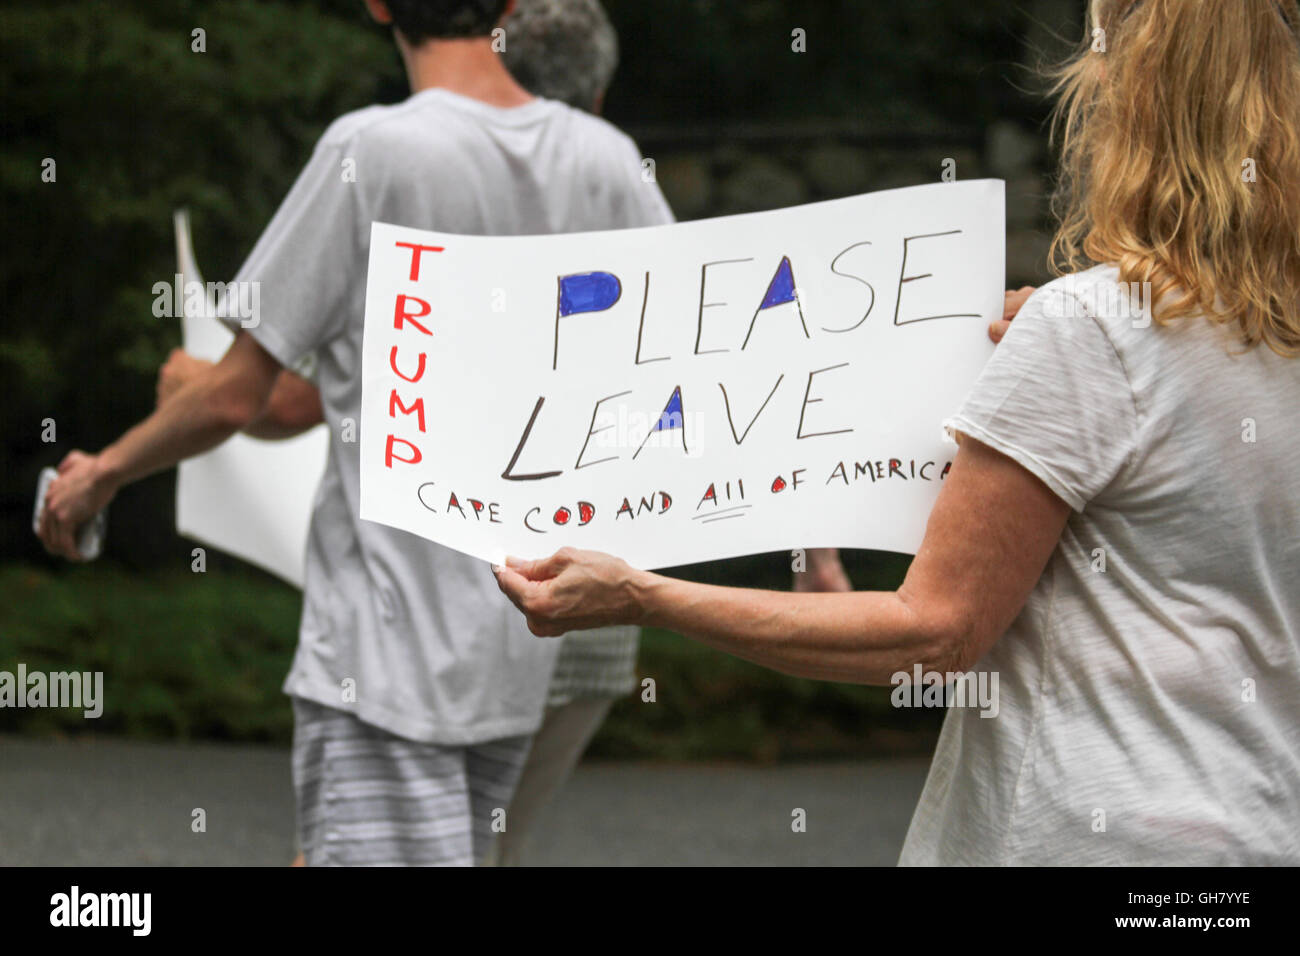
[359,181,1004,570]
[173,210,328,587]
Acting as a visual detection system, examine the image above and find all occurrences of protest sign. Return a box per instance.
[360,181,1004,569]
[172,210,328,587]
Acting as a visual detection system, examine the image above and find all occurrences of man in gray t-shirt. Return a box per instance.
[39,0,671,865]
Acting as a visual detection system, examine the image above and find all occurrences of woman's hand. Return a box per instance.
[493,547,648,636]
[990,286,1035,343]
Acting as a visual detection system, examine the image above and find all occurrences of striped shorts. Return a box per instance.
[291,697,533,866]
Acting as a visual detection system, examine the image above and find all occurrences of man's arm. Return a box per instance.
[157,348,324,439]
[245,370,323,439]
[38,332,282,559]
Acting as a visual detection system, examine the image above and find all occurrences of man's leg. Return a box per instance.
[489,698,614,866]
[464,732,536,865]
[291,696,476,866]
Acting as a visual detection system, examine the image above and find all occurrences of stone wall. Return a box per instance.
[632,120,1055,288]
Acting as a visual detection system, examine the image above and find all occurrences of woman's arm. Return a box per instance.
[495,435,1070,684]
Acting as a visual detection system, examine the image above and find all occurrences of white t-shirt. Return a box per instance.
[233,89,673,744]
[900,265,1300,865]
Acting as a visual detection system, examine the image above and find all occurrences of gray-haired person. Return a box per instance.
[501,0,619,114]
[145,0,669,866]
[489,0,670,867]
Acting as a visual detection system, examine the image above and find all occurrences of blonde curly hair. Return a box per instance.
[1049,0,1300,356]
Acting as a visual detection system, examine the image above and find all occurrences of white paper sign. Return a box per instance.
[173,210,328,587]
[359,181,1003,570]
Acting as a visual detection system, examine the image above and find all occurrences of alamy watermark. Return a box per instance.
[890,664,999,718]
[1039,277,1154,329]
[0,664,103,718]
[579,399,703,462]
[151,274,260,328]
[50,886,150,936]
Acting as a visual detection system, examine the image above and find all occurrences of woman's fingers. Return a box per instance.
[494,563,557,619]
[991,286,1036,343]
[493,563,533,608]
[504,546,580,581]
[1003,286,1035,319]
[526,616,565,638]
[499,548,638,636]
[493,564,569,637]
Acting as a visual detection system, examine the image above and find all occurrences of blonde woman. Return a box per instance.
[495,0,1300,865]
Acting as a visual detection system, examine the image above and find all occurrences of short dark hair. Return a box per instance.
[384,0,509,42]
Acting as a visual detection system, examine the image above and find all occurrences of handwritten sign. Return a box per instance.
[359,180,1004,570]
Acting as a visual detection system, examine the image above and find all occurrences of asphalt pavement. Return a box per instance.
[0,735,930,866]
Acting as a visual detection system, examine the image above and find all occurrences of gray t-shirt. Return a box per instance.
[233,89,672,744]
[900,265,1300,865]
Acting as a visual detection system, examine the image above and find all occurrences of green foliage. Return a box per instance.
[0,0,399,562]
[2,0,1016,756]
[600,0,1035,129]
[1,0,1051,564]
[590,626,941,762]
[589,547,938,760]
[0,559,940,758]
[0,562,302,740]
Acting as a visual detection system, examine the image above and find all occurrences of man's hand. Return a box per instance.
[990,286,1035,343]
[39,331,281,563]
[793,548,853,593]
[38,451,116,560]
[157,349,214,406]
